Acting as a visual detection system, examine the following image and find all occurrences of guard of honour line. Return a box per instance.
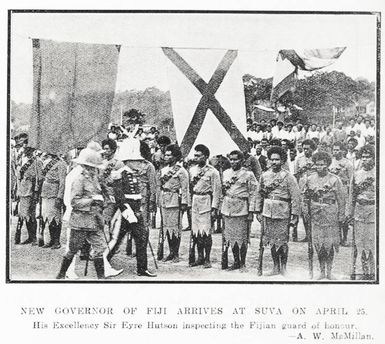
[10,120,376,280]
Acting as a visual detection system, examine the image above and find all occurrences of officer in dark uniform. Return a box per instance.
[109,138,157,277]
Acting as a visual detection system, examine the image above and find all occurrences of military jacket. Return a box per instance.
[41,159,67,199]
[347,168,375,223]
[124,160,157,206]
[159,164,189,208]
[300,172,345,223]
[256,169,301,219]
[189,164,221,212]
[16,157,42,198]
[221,167,258,217]
[69,170,104,231]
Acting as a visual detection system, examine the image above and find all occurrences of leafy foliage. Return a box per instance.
[111,87,175,138]
[244,71,375,124]
[10,101,31,134]
[10,72,375,138]
[293,71,374,114]
[243,74,272,113]
[122,108,145,126]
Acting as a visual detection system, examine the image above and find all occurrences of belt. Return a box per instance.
[311,197,336,205]
[124,194,142,200]
[225,194,248,201]
[193,192,212,196]
[44,179,59,184]
[356,199,375,206]
[161,187,178,193]
[266,195,290,203]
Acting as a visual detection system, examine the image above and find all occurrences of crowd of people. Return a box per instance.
[10,114,376,281]
[246,115,375,174]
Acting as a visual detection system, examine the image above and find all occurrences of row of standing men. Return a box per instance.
[12,134,376,280]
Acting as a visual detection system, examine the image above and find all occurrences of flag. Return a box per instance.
[29,39,120,155]
[163,47,248,157]
[270,47,346,103]
[270,51,297,103]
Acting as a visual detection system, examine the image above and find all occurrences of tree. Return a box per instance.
[110,87,175,139]
[243,71,375,124]
[122,109,146,127]
[292,71,373,123]
[243,75,272,116]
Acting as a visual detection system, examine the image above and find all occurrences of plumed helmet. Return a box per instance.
[115,138,144,161]
[73,148,104,168]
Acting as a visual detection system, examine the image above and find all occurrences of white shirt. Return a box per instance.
[294,130,305,141]
[261,148,268,157]
[362,126,375,140]
[354,123,365,134]
[246,129,255,141]
[345,125,356,135]
[263,132,273,141]
[271,126,279,138]
[318,130,326,140]
[254,131,264,142]
[274,128,286,140]
[307,130,319,140]
[285,131,296,142]
[288,159,295,174]
[355,135,366,149]
[63,165,83,221]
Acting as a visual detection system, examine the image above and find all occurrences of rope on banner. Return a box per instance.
[12,33,378,53]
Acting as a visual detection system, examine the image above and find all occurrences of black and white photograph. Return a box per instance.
[8,11,379,284]
[3,3,385,343]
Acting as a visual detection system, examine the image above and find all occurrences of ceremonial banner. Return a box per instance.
[271,47,346,103]
[30,39,120,154]
[163,48,248,157]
